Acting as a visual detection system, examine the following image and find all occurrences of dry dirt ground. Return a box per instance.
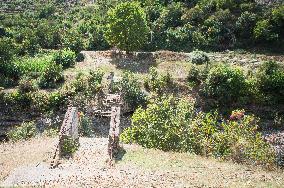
[1,137,284,187]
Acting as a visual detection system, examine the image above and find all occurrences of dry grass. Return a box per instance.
[120,145,284,187]
[0,137,57,181]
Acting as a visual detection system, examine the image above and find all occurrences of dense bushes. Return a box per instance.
[189,50,210,64]
[187,64,209,85]
[71,70,104,96]
[121,95,195,151]
[256,61,284,103]
[253,19,278,42]
[236,11,257,43]
[53,48,76,68]
[0,1,283,56]
[204,64,248,104]
[37,63,63,88]
[187,61,284,106]
[18,76,38,92]
[144,67,174,95]
[113,71,146,110]
[0,68,105,114]
[121,96,275,166]
[6,54,64,89]
[8,121,37,142]
[0,37,15,63]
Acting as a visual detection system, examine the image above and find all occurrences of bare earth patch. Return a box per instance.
[0,137,56,181]
[1,137,284,187]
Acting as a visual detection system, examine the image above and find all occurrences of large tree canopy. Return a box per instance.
[104,2,150,52]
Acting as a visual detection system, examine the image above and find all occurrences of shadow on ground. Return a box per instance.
[110,51,157,73]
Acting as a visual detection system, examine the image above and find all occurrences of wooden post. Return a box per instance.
[58,107,79,157]
[108,106,121,159]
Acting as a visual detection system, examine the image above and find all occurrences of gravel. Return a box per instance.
[1,138,192,187]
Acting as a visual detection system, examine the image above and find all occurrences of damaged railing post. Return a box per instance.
[59,107,79,157]
[108,105,121,159]
[50,107,79,168]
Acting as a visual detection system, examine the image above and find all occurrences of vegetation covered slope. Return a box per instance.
[0,0,283,173]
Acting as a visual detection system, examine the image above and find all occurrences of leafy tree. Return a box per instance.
[0,37,18,86]
[236,11,257,41]
[0,37,14,63]
[38,4,56,19]
[253,19,278,42]
[104,2,150,53]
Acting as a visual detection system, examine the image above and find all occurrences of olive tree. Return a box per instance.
[104,2,150,53]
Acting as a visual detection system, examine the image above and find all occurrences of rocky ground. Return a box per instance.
[2,136,284,188]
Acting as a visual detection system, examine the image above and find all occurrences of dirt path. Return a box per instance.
[1,137,284,187]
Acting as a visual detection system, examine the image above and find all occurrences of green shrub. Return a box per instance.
[239,3,258,12]
[47,91,69,111]
[87,69,104,95]
[0,38,18,80]
[201,9,236,49]
[72,72,88,93]
[18,76,38,93]
[256,61,284,103]
[60,137,79,156]
[15,54,64,89]
[0,37,15,63]
[38,63,63,88]
[254,20,278,42]
[120,95,195,152]
[222,110,275,165]
[164,26,193,51]
[182,5,207,25]
[43,128,58,137]
[8,121,37,142]
[62,30,86,54]
[76,52,85,62]
[104,2,150,52]
[189,50,210,65]
[144,67,174,94]
[192,109,275,165]
[204,64,248,104]
[187,64,209,85]
[236,11,257,41]
[121,96,275,166]
[53,48,76,68]
[79,113,93,137]
[36,21,61,49]
[3,90,31,109]
[15,55,54,78]
[0,74,17,88]
[15,28,40,56]
[71,69,104,95]
[270,6,284,38]
[28,91,50,113]
[156,2,184,29]
[38,4,55,19]
[214,0,236,10]
[114,71,146,110]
